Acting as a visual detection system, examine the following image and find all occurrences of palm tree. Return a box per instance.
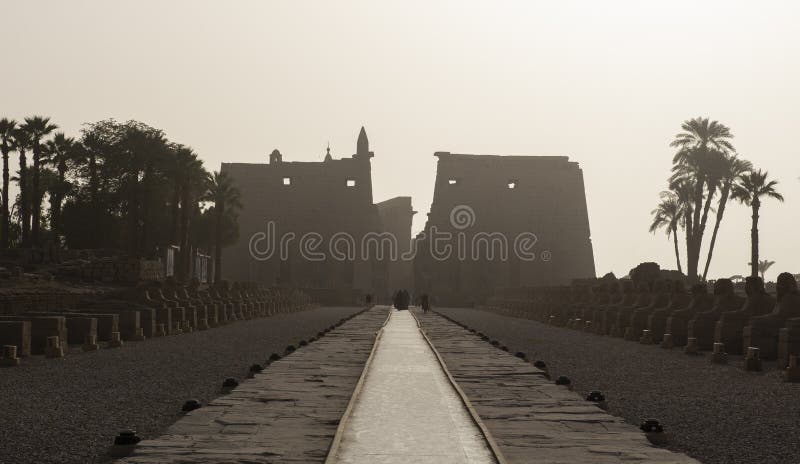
[22,116,58,247]
[206,171,241,283]
[734,169,784,278]
[749,259,776,281]
[649,191,684,274]
[0,118,17,249]
[174,146,208,281]
[45,133,76,243]
[12,127,32,247]
[669,117,735,282]
[701,154,752,280]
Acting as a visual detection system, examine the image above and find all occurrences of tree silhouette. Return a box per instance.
[735,169,784,278]
[44,132,76,244]
[206,171,241,284]
[669,116,735,283]
[12,126,33,247]
[649,190,684,274]
[0,118,16,249]
[701,154,752,280]
[22,116,58,247]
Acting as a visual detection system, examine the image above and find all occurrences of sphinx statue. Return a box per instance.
[665,282,714,346]
[612,281,653,338]
[587,280,622,333]
[599,280,636,335]
[687,278,745,351]
[714,277,774,354]
[647,280,690,343]
[628,279,671,342]
[744,273,800,359]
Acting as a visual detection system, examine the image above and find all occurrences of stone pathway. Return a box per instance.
[115,306,702,464]
[329,310,497,464]
[119,306,388,463]
[415,311,700,464]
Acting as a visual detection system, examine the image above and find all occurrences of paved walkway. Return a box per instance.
[329,310,497,464]
[119,307,388,463]
[417,310,700,464]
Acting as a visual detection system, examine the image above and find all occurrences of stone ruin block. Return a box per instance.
[0,316,67,355]
[88,313,119,341]
[64,317,97,345]
[0,321,31,357]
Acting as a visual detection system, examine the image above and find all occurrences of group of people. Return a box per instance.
[391,289,431,313]
[393,289,411,310]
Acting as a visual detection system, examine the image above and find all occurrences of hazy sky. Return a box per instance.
[2,1,798,280]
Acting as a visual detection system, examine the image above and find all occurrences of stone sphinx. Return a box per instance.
[599,280,636,335]
[612,281,653,338]
[628,279,671,342]
[564,284,593,327]
[744,273,800,359]
[714,277,774,355]
[687,278,745,351]
[587,280,622,333]
[578,284,611,330]
[665,283,714,346]
[647,280,691,343]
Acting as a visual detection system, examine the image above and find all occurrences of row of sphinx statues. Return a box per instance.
[124,279,314,337]
[485,272,800,367]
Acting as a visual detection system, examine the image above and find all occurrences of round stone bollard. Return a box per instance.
[108,429,141,458]
[684,337,699,355]
[586,390,608,411]
[83,334,100,352]
[108,331,124,348]
[661,333,674,349]
[783,355,800,382]
[639,329,654,345]
[222,377,239,389]
[533,360,550,379]
[555,375,573,390]
[710,342,728,364]
[249,364,264,377]
[182,399,201,412]
[1,345,20,367]
[743,346,762,371]
[640,419,669,446]
[45,336,64,358]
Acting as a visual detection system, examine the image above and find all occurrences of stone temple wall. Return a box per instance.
[221,128,413,300]
[414,152,595,307]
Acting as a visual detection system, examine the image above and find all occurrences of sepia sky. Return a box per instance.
[2,0,799,280]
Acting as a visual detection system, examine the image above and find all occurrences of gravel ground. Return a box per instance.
[0,306,363,464]
[434,307,800,464]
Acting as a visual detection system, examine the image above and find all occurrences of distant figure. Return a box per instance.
[421,294,431,314]
[365,294,372,306]
[393,290,411,310]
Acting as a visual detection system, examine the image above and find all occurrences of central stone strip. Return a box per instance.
[329,310,497,464]
[120,307,388,464]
